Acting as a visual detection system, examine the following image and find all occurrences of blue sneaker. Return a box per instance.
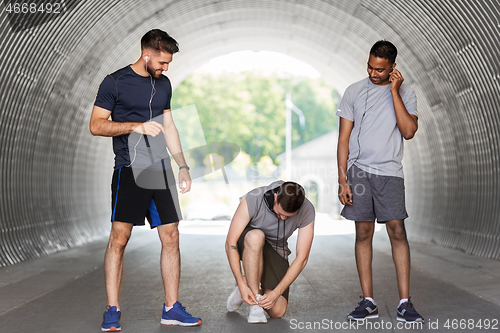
[101,306,121,331]
[347,297,379,321]
[161,302,202,326]
[397,298,424,322]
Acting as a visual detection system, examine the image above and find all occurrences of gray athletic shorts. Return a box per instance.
[341,164,408,223]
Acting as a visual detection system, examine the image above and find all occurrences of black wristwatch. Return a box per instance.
[179,165,190,171]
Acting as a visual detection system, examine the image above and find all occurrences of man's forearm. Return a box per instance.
[164,126,188,167]
[337,140,349,183]
[90,118,140,137]
[392,92,417,139]
[225,243,246,285]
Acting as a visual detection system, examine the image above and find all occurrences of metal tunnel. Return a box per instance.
[0,0,499,266]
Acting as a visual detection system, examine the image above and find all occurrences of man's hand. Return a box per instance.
[389,68,404,93]
[338,180,353,206]
[133,121,165,137]
[239,283,257,305]
[258,289,281,310]
[178,168,191,194]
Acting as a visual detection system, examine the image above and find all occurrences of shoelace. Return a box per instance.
[401,297,414,309]
[177,304,193,316]
[250,304,264,313]
[357,295,369,306]
[104,308,119,320]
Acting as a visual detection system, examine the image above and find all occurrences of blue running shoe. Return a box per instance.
[101,305,121,331]
[397,298,424,322]
[347,297,379,321]
[161,302,202,326]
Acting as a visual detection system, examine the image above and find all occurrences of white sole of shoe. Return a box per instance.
[101,327,121,331]
[347,314,379,321]
[161,319,202,326]
[247,317,268,324]
[397,316,424,323]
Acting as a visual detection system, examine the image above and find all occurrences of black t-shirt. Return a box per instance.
[94,65,172,169]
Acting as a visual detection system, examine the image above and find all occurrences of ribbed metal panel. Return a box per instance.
[0,0,499,266]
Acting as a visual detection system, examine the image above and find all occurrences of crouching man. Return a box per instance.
[225,181,315,323]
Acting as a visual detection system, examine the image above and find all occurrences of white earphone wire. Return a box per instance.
[126,57,157,167]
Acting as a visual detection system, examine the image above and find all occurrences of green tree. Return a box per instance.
[277,76,339,147]
[171,71,338,166]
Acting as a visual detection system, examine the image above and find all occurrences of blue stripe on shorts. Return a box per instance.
[148,199,162,227]
[112,168,122,221]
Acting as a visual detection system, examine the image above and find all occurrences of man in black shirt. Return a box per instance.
[90,29,201,331]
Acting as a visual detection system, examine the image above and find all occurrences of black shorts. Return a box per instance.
[237,225,290,301]
[111,166,182,227]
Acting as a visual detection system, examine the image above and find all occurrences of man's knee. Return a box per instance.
[158,223,179,245]
[244,229,265,250]
[355,222,375,242]
[109,235,130,250]
[389,229,407,242]
[267,298,287,318]
[108,223,132,250]
[386,220,407,242]
[268,308,286,319]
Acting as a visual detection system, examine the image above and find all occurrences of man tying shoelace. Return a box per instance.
[224,181,315,323]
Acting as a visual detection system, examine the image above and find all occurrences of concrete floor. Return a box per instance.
[1,221,500,333]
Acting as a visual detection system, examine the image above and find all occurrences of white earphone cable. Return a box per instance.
[126,57,156,167]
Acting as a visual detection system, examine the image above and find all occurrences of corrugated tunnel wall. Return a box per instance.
[0,0,499,266]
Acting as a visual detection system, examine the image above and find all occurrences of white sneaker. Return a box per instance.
[247,294,267,323]
[227,283,243,312]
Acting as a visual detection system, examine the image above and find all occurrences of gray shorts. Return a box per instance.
[341,164,408,223]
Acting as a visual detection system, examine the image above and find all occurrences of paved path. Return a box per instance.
[1,221,500,333]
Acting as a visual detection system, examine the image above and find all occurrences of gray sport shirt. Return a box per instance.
[336,77,418,178]
[241,181,315,259]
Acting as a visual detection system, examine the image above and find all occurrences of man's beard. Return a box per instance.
[147,66,163,79]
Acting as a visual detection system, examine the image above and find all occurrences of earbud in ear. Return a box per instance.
[145,56,149,62]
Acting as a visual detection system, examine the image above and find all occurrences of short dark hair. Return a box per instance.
[141,29,179,54]
[370,40,397,64]
[276,182,306,213]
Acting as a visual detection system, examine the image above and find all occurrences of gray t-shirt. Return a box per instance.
[336,77,418,178]
[241,181,315,259]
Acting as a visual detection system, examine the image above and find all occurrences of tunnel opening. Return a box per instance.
[170,50,340,223]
